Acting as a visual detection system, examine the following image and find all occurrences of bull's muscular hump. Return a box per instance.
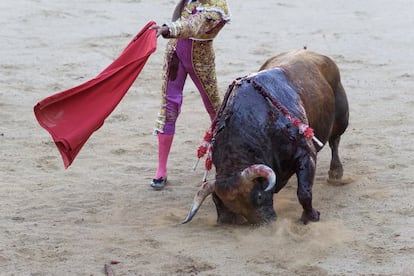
[260,50,349,145]
[184,49,349,225]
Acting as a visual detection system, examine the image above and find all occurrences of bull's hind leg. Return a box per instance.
[328,128,346,181]
[328,82,349,181]
[328,136,344,179]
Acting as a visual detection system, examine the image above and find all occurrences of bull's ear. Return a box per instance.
[255,177,272,191]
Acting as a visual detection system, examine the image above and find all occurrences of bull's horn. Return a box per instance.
[182,180,215,224]
[241,164,276,192]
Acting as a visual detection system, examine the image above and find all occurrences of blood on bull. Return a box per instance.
[183,49,349,225]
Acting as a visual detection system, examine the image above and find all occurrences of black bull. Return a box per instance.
[184,50,349,225]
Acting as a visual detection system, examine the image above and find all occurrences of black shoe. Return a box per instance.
[151,177,167,190]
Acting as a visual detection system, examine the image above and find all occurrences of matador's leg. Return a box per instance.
[154,40,188,134]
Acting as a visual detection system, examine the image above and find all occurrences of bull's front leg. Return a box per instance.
[296,155,320,224]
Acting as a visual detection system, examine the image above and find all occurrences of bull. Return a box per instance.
[184,49,349,225]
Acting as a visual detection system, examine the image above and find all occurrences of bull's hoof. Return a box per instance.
[301,209,320,225]
[328,168,343,180]
[326,176,354,186]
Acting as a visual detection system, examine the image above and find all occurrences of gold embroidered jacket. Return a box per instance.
[154,0,230,133]
[164,0,231,41]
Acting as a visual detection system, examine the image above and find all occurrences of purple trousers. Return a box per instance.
[156,38,219,134]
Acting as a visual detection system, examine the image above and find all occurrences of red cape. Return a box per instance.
[34,21,157,168]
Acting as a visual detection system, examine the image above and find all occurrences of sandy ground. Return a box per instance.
[1,0,413,275]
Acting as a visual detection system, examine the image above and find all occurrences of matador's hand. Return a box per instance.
[149,25,170,38]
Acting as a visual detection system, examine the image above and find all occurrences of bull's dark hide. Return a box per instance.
[184,50,349,225]
[213,68,312,193]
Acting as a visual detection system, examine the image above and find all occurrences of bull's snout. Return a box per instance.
[259,208,277,224]
[244,205,276,225]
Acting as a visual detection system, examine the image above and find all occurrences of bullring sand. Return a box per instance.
[0,0,413,274]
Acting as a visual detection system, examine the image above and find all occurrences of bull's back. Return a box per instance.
[259,49,340,88]
[260,50,343,144]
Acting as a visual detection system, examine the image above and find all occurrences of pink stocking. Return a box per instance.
[154,133,174,179]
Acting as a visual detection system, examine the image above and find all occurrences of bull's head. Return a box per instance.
[183,164,276,225]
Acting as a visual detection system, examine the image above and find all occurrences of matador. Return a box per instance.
[150,0,231,190]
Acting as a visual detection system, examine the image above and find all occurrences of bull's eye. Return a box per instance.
[251,182,270,207]
[256,192,264,205]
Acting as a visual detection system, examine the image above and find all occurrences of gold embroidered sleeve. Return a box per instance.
[165,11,224,39]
